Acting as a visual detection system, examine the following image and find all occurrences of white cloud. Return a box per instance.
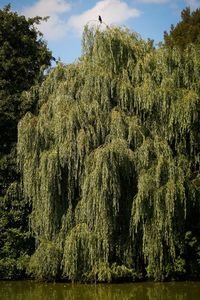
[185,0,200,10]
[22,0,142,41]
[22,0,71,40]
[68,0,141,34]
[23,0,71,16]
[135,0,169,3]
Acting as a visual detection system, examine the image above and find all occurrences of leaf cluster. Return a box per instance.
[164,7,200,49]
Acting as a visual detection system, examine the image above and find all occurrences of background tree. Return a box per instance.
[0,4,52,157]
[0,4,52,278]
[164,7,200,49]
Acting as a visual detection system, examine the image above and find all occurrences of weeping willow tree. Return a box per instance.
[17,25,200,282]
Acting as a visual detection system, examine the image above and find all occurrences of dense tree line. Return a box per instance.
[0,6,200,281]
[0,5,52,278]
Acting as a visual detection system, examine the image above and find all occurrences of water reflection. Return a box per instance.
[0,281,200,300]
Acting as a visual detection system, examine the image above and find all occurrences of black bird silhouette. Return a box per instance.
[98,15,102,24]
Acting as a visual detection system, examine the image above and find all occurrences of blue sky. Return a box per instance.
[0,0,199,64]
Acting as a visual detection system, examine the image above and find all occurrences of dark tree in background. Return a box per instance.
[0,4,52,278]
[0,4,52,157]
[164,7,200,49]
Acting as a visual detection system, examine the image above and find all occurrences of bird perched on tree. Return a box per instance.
[98,15,102,24]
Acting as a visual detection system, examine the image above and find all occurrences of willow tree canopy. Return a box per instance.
[17,25,200,282]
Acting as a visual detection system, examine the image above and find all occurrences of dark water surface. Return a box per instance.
[0,281,200,300]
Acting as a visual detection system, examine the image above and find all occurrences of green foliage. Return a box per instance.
[17,25,200,282]
[28,241,62,281]
[110,263,137,282]
[0,182,34,279]
[0,5,52,279]
[164,7,200,49]
[0,4,52,154]
[184,231,200,278]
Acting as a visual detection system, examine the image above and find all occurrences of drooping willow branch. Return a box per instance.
[17,25,200,282]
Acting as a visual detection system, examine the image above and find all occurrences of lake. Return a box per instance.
[0,281,200,300]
